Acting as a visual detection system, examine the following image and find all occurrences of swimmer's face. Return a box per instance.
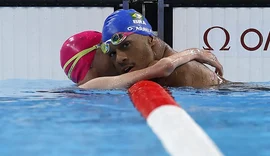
[92,48,118,77]
[78,48,118,85]
[107,34,155,74]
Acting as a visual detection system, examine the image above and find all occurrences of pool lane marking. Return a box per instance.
[128,80,223,156]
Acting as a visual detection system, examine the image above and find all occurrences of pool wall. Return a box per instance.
[0,6,270,83]
[0,7,113,81]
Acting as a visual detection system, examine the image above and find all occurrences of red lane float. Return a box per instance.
[128,80,223,156]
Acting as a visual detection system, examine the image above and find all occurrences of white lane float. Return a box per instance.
[128,80,223,156]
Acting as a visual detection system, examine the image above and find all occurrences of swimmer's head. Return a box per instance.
[60,31,101,83]
[102,9,153,43]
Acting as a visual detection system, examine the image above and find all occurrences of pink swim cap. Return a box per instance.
[60,31,102,83]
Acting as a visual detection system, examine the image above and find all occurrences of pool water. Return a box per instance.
[1,79,270,156]
[171,83,270,156]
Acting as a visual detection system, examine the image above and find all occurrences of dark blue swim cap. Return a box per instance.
[102,9,154,42]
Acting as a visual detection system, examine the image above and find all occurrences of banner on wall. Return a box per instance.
[173,8,270,56]
[173,7,270,82]
[202,26,269,52]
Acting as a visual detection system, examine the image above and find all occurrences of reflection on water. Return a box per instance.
[170,82,270,156]
[0,79,167,156]
[217,82,270,92]
[1,79,270,156]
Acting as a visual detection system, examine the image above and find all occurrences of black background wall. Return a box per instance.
[0,0,270,7]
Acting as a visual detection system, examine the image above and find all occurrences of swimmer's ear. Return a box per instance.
[148,36,156,46]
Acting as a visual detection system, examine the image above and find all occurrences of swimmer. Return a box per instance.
[101,9,229,88]
[60,30,224,89]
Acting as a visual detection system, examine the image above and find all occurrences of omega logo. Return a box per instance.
[203,26,270,51]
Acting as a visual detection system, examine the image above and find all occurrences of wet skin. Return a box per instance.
[108,34,226,88]
[78,48,118,85]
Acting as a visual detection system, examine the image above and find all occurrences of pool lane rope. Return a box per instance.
[128,80,223,156]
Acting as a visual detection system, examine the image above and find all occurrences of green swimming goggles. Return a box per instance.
[101,32,133,54]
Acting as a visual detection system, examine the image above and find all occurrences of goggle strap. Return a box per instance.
[63,45,99,80]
